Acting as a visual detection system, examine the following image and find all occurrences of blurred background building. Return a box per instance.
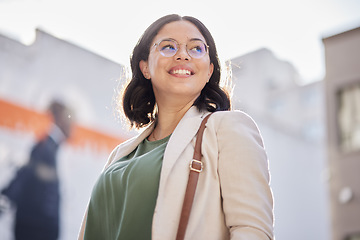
[0,24,359,240]
[0,29,131,239]
[323,26,360,240]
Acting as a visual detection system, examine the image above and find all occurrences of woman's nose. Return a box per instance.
[175,45,190,61]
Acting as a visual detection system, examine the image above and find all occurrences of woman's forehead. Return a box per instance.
[153,21,206,44]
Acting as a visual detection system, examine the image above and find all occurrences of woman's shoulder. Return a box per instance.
[209,110,259,128]
[211,109,253,118]
[207,110,265,146]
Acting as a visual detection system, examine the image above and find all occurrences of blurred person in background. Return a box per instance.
[0,100,73,240]
[79,14,274,240]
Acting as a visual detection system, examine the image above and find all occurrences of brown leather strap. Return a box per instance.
[176,113,212,240]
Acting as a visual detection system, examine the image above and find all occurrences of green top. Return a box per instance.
[84,135,171,240]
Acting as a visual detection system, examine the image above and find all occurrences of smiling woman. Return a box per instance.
[78,14,274,240]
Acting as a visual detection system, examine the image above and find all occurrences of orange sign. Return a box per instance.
[0,98,125,152]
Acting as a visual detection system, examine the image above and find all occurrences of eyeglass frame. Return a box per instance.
[151,38,210,59]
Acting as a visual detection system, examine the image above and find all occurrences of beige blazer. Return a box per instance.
[81,106,274,240]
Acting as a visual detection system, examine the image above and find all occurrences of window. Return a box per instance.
[337,82,360,152]
[345,232,360,240]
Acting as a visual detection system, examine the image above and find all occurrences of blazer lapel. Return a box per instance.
[109,123,155,165]
[160,106,207,184]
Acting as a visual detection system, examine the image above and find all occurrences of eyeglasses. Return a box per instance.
[152,39,209,59]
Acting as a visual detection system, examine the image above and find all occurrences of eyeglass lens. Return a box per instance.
[157,40,208,58]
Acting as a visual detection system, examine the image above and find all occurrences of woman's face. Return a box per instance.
[140,20,214,104]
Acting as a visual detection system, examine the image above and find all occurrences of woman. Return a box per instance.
[79,14,274,240]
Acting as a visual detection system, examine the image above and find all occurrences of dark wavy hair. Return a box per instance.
[122,14,231,128]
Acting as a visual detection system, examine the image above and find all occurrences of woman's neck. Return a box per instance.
[150,99,194,141]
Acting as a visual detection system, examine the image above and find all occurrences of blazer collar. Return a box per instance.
[109,106,208,177]
[160,106,208,184]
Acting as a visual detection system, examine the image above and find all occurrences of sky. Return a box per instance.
[0,0,359,84]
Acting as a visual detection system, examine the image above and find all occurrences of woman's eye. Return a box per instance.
[162,44,176,50]
[191,46,203,52]
[189,45,204,54]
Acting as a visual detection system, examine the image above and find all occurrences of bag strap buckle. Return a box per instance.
[189,159,203,173]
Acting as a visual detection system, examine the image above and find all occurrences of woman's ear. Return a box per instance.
[139,60,150,79]
[208,63,214,80]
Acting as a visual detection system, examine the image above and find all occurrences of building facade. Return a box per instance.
[323,26,360,240]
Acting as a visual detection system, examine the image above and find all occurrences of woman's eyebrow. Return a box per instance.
[158,38,176,42]
[189,37,204,41]
[157,37,205,43]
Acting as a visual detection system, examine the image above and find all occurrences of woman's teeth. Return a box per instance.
[171,69,191,75]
